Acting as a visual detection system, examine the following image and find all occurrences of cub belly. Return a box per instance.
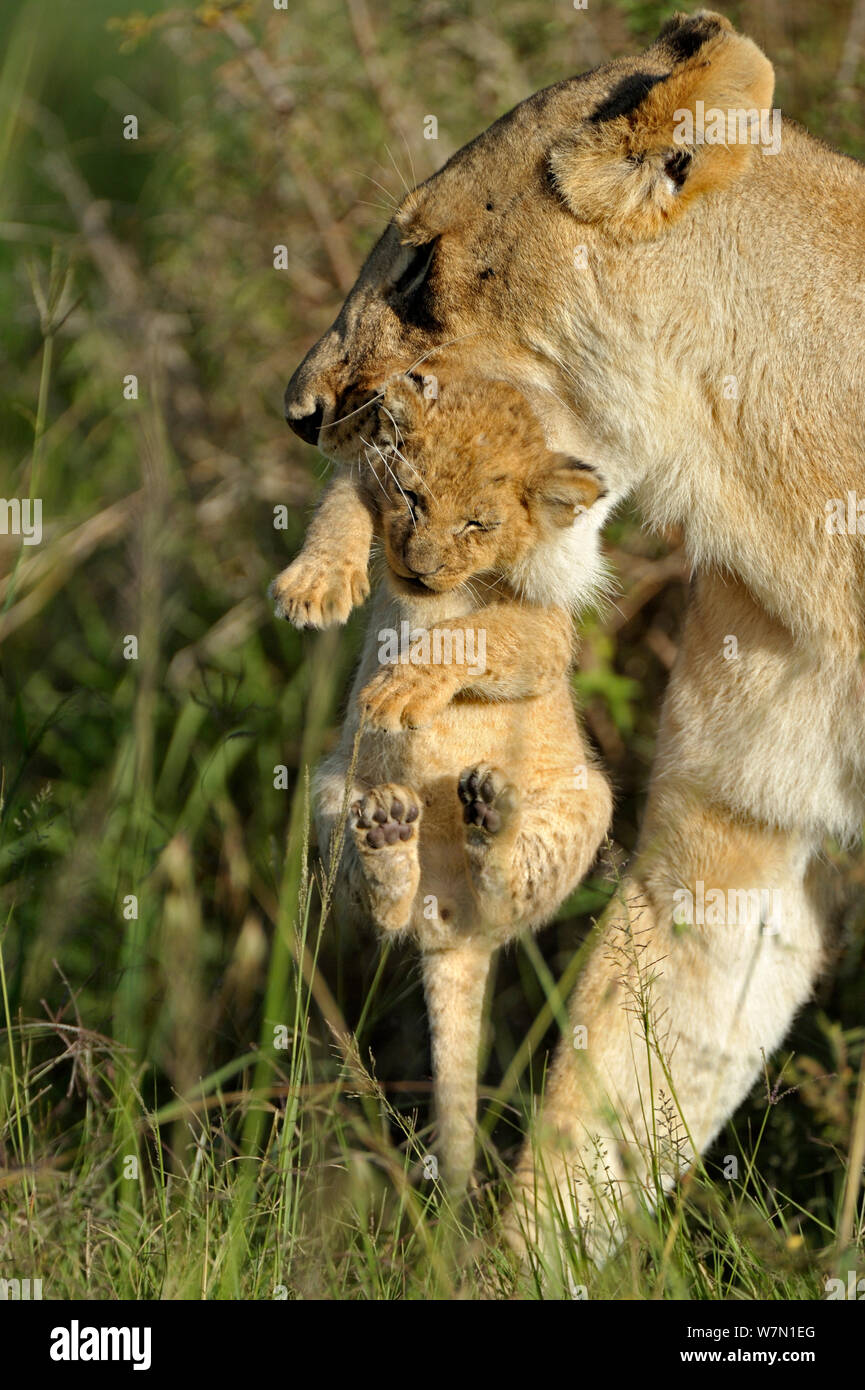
[352,682,590,941]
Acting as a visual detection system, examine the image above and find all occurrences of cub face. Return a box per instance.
[362,374,603,598]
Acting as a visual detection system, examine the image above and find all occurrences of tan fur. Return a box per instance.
[283,376,612,1193]
[280,10,865,1264]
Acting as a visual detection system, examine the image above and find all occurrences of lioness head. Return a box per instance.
[285,8,774,505]
[359,373,604,608]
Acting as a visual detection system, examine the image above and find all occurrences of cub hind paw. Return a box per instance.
[350,784,421,849]
[458,763,518,839]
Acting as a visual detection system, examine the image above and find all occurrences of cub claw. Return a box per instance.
[269,556,370,629]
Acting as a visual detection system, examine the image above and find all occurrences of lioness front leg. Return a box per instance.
[458,762,612,933]
[349,784,422,932]
[505,796,826,1279]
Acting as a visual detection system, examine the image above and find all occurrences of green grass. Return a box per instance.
[0,0,864,1299]
[2,912,863,1299]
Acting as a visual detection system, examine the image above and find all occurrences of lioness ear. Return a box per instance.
[549,11,775,237]
[528,454,603,528]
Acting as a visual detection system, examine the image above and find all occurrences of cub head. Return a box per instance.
[360,373,606,608]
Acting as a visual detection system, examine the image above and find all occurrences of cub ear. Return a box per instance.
[527,454,604,529]
[376,370,433,444]
[549,11,775,238]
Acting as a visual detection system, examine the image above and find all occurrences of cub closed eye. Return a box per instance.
[461,519,499,533]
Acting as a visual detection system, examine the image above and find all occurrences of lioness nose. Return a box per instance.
[284,393,325,446]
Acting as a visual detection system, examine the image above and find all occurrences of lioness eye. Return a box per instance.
[392,241,436,298]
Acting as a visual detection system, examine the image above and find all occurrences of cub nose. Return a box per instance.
[284,394,325,446]
[405,561,443,578]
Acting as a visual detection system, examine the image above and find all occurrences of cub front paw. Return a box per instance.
[350,784,421,848]
[269,553,369,628]
[458,763,519,839]
[359,666,456,731]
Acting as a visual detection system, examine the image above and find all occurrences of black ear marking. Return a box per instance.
[664,148,692,188]
[479,267,495,280]
[589,71,666,124]
[657,14,723,63]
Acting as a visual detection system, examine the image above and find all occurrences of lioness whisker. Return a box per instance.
[400,129,417,200]
[378,407,437,502]
[321,335,480,438]
[376,405,405,454]
[396,454,435,502]
[352,170,400,209]
[358,437,392,505]
[384,143,412,198]
[399,331,482,380]
[383,460,420,534]
[324,392,386,430]
[364,435,419,533]
[355,198,400,217]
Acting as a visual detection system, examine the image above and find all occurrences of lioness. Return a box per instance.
[280,10,865,1264]
[285,373,612,1193]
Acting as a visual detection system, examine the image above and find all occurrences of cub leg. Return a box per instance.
[348,784,423,933]
[423,761,609,1202]
[458,761,612,933]
[421,942,494,1196]
[270,473,373,628]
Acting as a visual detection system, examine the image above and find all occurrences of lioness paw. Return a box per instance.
[458,763,519,839]
[359,666,457,731]
[269,553,370,628]
[350,784,421,849]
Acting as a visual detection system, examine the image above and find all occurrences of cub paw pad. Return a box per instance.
[457,764,516,835]
[351,788,420,848]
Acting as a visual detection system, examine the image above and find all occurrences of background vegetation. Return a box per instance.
[0,0,863,1299]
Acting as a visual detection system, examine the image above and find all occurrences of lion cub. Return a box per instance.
[272,376,612,1194]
